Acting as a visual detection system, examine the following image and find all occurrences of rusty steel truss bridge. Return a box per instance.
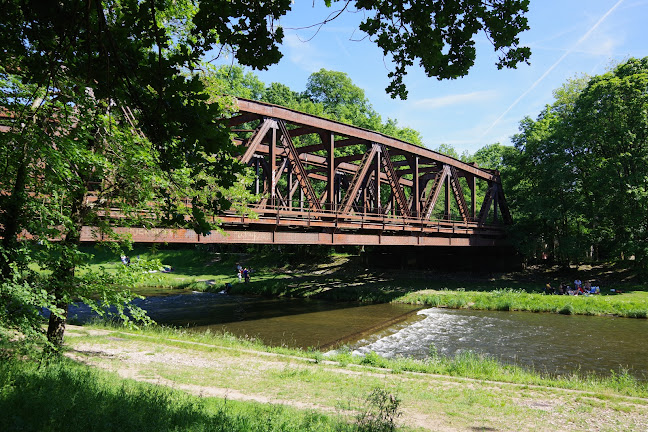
[80,98,512,247]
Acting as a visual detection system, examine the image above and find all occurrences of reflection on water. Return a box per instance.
[351,308,648,378]
[68,292,421,350]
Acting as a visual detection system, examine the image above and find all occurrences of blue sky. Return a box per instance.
[216,0,648,155]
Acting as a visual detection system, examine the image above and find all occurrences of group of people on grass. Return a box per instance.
[236,263,251,283]
[544,278,601,295]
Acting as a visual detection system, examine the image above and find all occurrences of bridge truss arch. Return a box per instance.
[200,98,512,247]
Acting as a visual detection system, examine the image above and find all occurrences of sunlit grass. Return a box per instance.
[395,288,648,318]
[0,356,357,432]
[80,321,648,399]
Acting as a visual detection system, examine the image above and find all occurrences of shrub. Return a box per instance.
[558,304,574,315]
[355,387,402,432]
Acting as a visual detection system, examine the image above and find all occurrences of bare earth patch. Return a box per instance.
[64,326,648,431]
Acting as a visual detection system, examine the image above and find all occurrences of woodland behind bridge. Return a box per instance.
[208,58,648,269]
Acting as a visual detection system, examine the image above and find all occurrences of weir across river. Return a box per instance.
[81,98,512,247]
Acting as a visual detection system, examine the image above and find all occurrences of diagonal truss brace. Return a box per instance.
[422,165,449,220]
[240,118,275,164]
[339,144,379,215]
[379,144,410,218]
[477,180,512,225]
[276,120,322,211]
[448,166,470,223]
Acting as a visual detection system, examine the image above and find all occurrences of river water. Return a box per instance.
[68,291,648,378]
[351,308,648,379]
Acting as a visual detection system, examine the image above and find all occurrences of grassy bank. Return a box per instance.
[83,245,648,319]
[82,323,648,397]
[4,323,647,431]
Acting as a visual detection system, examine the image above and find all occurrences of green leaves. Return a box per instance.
[508,58,648,268]
[352,0,531,98]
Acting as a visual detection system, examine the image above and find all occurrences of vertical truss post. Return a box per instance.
[324,132,335,211]
[374,144,381,213]
[444,175,451,220]
[269,123,278,207]
[254,157,260,195]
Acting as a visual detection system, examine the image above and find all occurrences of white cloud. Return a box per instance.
[283,33,327,72]
[575,32,622,57]
[411,91,498,110]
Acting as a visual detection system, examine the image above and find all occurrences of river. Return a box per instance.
[68,291,648,378]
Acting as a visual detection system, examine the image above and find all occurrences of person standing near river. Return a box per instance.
[243,267,250,283]
[236,263,242,282]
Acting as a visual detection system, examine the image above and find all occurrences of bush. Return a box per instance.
[558,304,574,315]
[355,387,401,432]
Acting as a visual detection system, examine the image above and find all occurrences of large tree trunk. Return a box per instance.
[46,192,86,349]
[46,302,68,347]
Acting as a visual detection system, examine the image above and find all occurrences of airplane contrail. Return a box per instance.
[481,0,625,139]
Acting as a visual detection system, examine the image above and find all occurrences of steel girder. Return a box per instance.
[232,98,511,229]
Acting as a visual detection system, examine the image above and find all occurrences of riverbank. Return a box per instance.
[3,324,646,431]
[91,245,648,319]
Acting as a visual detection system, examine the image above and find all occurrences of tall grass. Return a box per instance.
[0,356,357,432]
[330,349,648,398]
[396,289,648,319]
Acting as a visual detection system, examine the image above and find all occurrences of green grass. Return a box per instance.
[395,288,648,318]
[83,322,648,399]
[0,356,359,432]
[5,322,647,432]
[80,244,648,319]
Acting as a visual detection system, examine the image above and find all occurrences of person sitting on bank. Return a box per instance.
[557,283,567,295]
[544,283,555,295]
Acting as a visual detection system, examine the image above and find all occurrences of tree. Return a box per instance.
[568,58,648,265]
[351,0,531,98]
[0,72,161,347]
[508,60,648,269]
[0,0,288,348]
[507,77,591,262]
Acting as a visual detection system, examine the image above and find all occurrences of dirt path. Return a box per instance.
[64,326,648,431]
